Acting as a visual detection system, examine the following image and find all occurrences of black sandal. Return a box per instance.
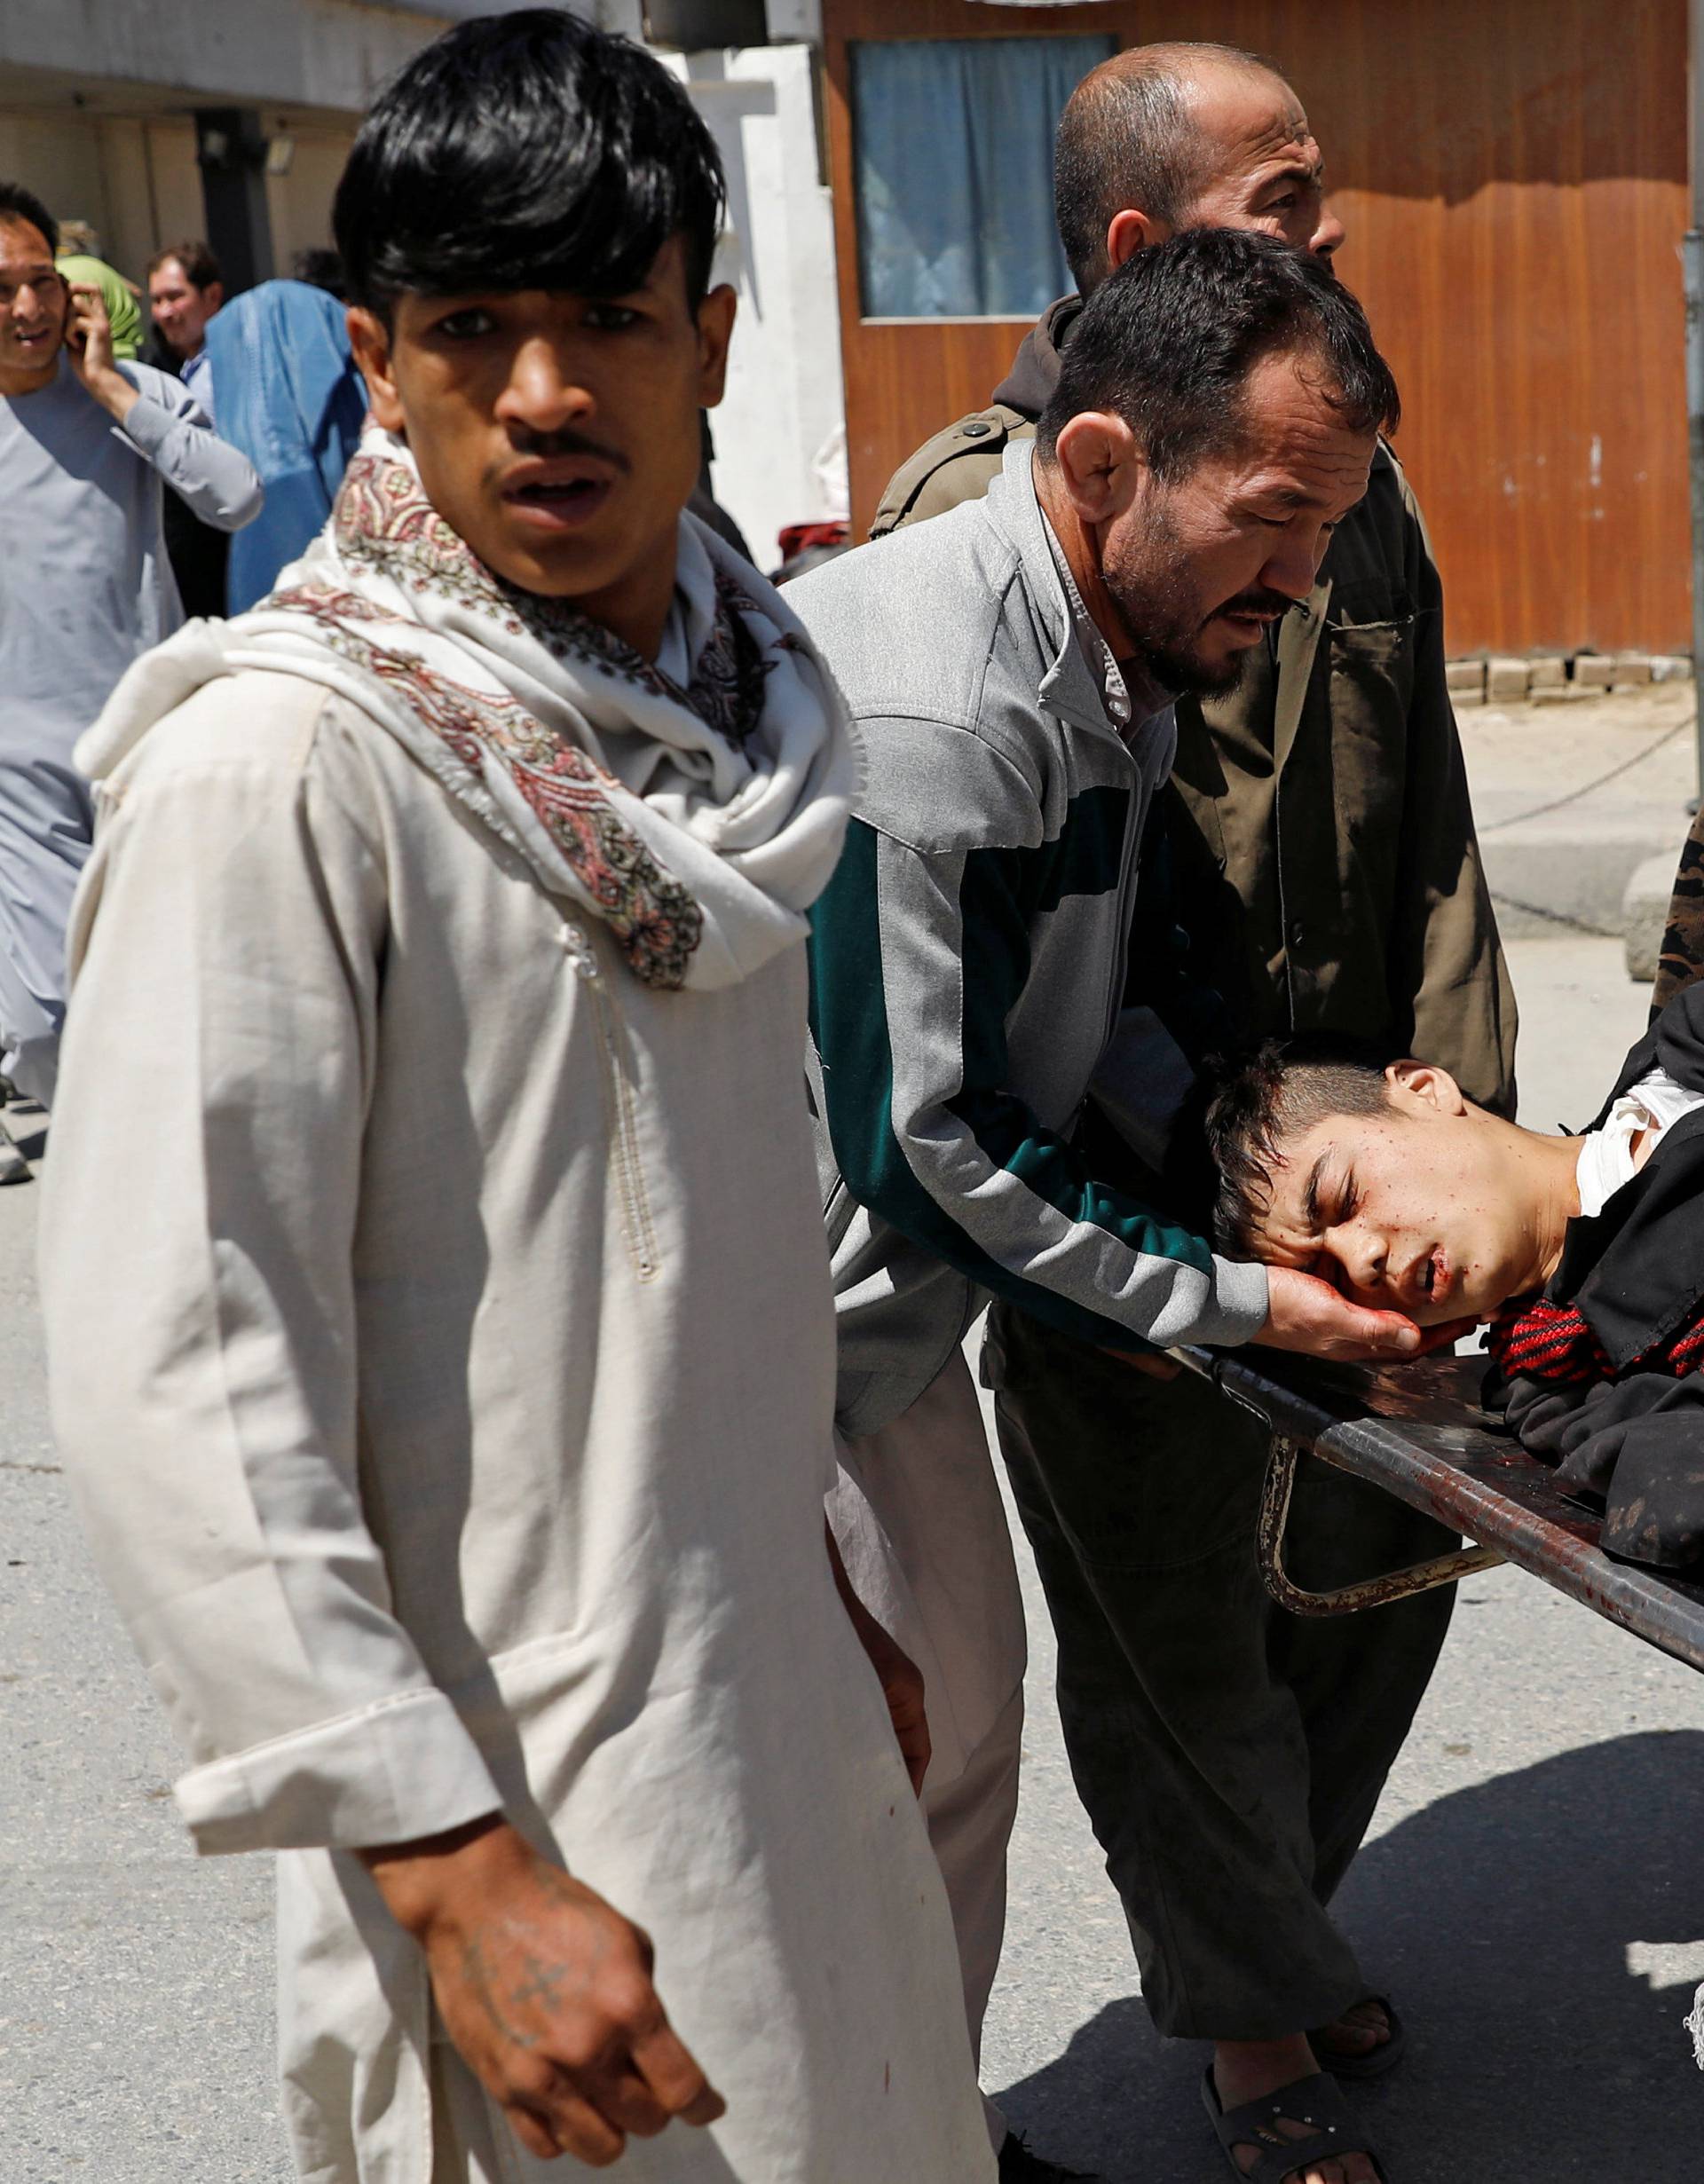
[1201,2066,1386,2182]
[1308,1992,1406,2083]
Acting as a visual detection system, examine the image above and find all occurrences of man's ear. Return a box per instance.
[1385,1059,1467,1116]
[205,282,225,315]
[1105,206,1168,274]
[347,304,404,434]
[1050,409,1142,529]
[695,281,738,408]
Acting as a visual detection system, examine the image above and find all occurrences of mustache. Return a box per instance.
[501,423,631,472]
[1212,587,1295,621]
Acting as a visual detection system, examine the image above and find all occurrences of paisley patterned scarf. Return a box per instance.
[83,430,858,991]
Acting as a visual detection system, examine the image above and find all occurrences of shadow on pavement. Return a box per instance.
[993,1730,1704,2183]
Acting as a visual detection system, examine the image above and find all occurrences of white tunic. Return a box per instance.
[38,667,994,2183]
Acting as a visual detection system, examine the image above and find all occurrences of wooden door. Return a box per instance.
[823,0,1690,656]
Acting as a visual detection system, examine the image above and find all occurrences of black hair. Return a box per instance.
[1053,43,1275,296]
[1037,226,1400,481]
[0,181,58,257]
[334,8,726,318]
[1203,1034,1396,1257]
[291,247,346,300]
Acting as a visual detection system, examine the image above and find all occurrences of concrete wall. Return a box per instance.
[670,43,847,568]
[0,1,455,117]
[0,106,354,294]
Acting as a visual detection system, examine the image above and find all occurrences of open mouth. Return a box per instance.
[502,473,615,532]
[1416,1249,1447,1305]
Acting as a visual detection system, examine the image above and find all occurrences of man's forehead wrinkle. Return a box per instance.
[1235,438,1376,516]
[1253,150,1326,193]
[1206,97,1314,175]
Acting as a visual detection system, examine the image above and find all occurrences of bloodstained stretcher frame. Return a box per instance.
[1173,1349,1704,1675]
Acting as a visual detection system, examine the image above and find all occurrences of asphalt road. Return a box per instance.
[3,937,1701,2181]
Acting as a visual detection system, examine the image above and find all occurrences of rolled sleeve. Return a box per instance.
[177,1685,501,1857]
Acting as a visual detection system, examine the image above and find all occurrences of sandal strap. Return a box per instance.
[1203,2068,1384,2184]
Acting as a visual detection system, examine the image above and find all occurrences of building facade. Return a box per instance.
[4,0,1682,646]
[816,0,1692,658]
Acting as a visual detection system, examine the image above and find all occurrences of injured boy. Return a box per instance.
[1204,979,1704,1573]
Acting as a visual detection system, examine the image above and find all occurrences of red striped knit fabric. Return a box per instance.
[1487,1295,1704,1385]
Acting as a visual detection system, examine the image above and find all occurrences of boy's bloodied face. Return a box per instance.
[1247,1062,1551,1325]
[349,235,735,651]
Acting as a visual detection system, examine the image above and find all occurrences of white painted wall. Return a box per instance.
[668,44,847,570]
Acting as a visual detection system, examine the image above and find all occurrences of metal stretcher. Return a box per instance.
[1174,1347,1704,1674]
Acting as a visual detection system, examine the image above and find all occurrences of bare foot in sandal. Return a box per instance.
[1312,1998,1392,2066]
[1212,2038,1381,2184]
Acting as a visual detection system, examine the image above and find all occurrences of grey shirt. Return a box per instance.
[797,443,1266,1439]
[0,354,261,761]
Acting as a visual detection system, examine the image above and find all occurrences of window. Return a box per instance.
[851,35,1115,319]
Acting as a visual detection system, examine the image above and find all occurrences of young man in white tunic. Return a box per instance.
[38,14,993,2182]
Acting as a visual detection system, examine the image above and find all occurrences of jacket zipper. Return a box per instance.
[1101,731,1147,1057]
[559,920,659,1281]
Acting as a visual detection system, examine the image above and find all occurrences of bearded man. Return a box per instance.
[873,44,1516,2184]
[792,228,1431,2184]
[39,13,992,2182]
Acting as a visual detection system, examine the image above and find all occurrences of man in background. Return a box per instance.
[0,183,258,1140]
[146,239,221,416]
[801,226,1431,2184]
[146,240,230,615]
[876,43,1514,2184]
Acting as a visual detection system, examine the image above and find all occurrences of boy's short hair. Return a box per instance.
[1204,1035,1395,1256]
[334,8,726,319]
[0,181,59,256]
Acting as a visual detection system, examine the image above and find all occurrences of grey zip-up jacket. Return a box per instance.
[792,444,1269,1438]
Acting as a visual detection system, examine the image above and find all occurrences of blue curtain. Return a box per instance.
[853,35,1115,319]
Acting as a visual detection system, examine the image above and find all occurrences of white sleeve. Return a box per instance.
[38,693,502,1855]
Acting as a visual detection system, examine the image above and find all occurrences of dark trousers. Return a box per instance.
[987,1304,1456,2041]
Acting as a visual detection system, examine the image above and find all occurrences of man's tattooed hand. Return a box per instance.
[361,1815,724,2165]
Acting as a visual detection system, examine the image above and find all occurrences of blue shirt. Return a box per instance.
[180,343,215,426]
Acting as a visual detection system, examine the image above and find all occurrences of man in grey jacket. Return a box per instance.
[0,180,260,1133]
[876,48,1515,2184]
[794,230,1430,2184]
